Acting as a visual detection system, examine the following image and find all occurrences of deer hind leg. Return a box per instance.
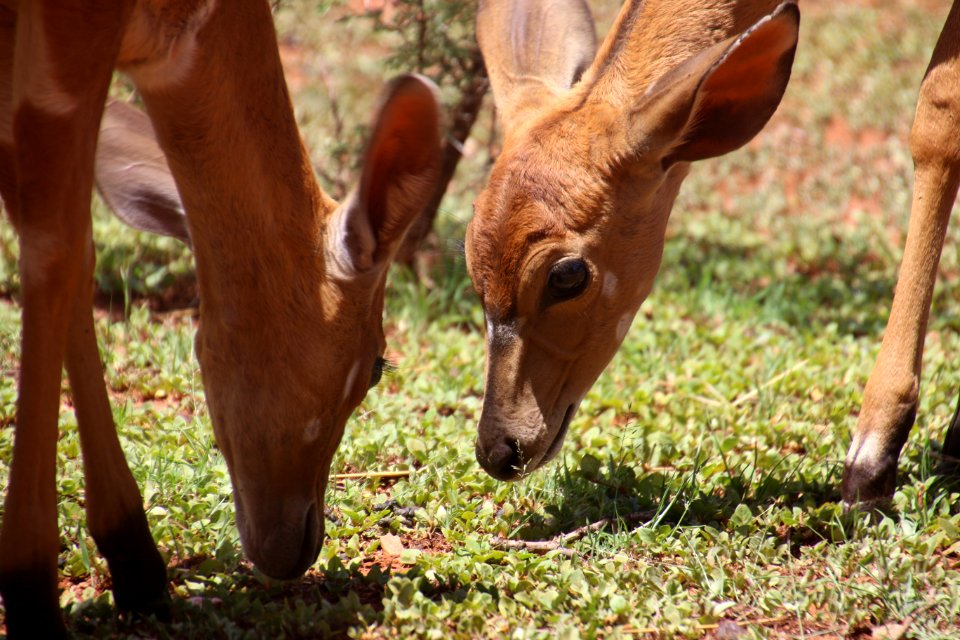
[0,2,135,637]
[842,0,960,509]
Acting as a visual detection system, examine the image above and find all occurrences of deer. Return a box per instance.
[0,1,442,637]
[465,0,960,509]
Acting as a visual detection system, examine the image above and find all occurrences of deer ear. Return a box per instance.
[477,0,597,143]
[621,1,799,168]
[95,100,191,245]
[332,74,443,275]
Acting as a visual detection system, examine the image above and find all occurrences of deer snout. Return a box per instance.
[475,402,579,480]
[476,435,524,481]
[236,497,323,580]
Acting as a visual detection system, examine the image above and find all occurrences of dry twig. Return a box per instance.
[621,615,791,635]
[491,510,655,556]
[332,470,412,480]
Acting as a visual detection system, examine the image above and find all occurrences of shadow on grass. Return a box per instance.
[664,233,898,338]
[92,271,199,321]
[62,555,471,639]
[509,440,960,562]
[517,456,839,536]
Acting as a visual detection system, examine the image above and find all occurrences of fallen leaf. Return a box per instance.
[381,533,404,557]
[872,619,911,640]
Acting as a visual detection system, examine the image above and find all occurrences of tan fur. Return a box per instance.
[843,0,960,507]
[0,1,441,634]
[471,0,960,508]
[467,0,799,479]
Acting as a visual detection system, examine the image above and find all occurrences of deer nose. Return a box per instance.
[476,437,523,481]
[240,499,323,580]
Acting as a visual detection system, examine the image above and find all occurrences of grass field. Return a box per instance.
[2,0,960,637]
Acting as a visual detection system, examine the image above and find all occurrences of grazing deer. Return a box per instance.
[467,0,960,508]
[0,1,442,637]
[466,0,801,481]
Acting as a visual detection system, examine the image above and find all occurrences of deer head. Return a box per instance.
[466,0,800,480]
[96,69,441,578]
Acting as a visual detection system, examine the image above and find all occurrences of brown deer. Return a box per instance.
[467,0,960,505]
[466,0,800,480]
[0,1,442,637]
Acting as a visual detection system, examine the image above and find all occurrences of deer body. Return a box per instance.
[468,0,960,509]
[0,1,442,636]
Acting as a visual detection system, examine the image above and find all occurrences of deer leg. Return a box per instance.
[843,0,960,509]
[0,234,75,638]
[64,239,169,616]
[0,3,129,636]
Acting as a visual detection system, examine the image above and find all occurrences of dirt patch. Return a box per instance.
[359,530,452,575]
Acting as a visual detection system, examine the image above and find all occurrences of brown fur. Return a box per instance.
[471,0,960,511]
[0,1,441,635]
[467,0,799,479]
[844,0,960,507]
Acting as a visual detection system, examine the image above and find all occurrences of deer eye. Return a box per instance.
[546,258,589,303]
[369,356,386,389]
[369,356,396,389]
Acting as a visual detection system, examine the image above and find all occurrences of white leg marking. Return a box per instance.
[845,430,884,469]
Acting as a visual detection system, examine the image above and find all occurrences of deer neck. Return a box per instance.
[120,0,336,324]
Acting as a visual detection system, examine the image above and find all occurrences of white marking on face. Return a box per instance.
[125,0,218,91]
[15,14,77,116]
[602,272,618,298]
[341,359,362,404]
[615,313,633,343]
[303,417,323,443]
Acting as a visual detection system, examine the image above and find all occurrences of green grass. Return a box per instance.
[3,0,960,637]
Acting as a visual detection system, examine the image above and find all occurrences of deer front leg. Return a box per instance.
[64,237,169,617]
[843,0,960,509]
[0,12,64,636]
[0,4,127,635]
[0,232,76,639]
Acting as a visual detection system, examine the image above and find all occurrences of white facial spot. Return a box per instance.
[303,417,323,444]
[341,359,362,404]
[602,272,618,298]
[15,13,77,116]
[615,313,633,342]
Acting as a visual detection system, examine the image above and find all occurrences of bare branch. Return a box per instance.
[491,510,655,556]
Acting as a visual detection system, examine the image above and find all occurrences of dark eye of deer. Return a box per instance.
[546,258,589,303]
[369,356,385,389]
